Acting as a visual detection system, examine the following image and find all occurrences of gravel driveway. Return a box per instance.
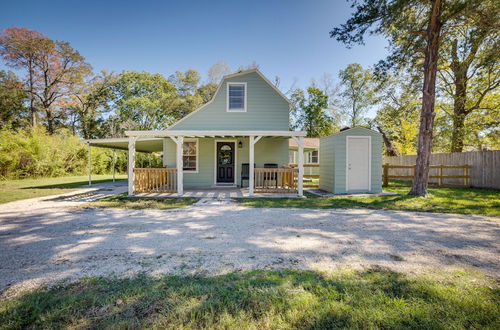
[1,190,499,297]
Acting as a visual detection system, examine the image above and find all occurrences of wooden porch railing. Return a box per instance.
[382,164,470,187]
[134,167,177,193]
[254,168,298,193]
[289,163,320,187]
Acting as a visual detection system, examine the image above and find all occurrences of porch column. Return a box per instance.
[174,136,184,196]
[292,136,304,197]
[128,136,137,196]
[249,136,255,196]
[87,143,92,186]
[248,136,262,197]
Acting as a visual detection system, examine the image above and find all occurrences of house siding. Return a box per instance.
[319,135,335,191]
[320,127,382,194]
[163,137,288,187]
[168,72,289,131]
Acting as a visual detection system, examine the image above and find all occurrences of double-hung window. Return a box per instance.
[227,82,246,112]
[182,139,198,172]
[307,150,319,164]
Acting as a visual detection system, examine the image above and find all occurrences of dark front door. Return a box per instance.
[217,142,235,183]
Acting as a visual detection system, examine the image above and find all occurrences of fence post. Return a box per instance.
[438,165,443,186]
[383,163,389,187]
[464,166,468,187]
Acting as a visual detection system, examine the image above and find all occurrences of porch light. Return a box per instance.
[238,141,243,148]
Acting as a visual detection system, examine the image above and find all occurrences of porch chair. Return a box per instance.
[240,163,255,187]
[263,163,278,185]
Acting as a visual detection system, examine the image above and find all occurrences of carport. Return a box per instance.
[85,138,164,185]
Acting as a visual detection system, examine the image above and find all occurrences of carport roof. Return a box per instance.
[86,138,163,152]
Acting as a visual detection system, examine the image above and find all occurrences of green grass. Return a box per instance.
[240,182,500,217]
[0,268,498,329]
[0,175,126,204]
[90,193,198,210]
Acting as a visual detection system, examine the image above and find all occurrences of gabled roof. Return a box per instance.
[167,69,291,130]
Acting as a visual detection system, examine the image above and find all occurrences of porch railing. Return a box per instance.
[134,167,177,193]
[254,168,298,193]
[289,163,320,188]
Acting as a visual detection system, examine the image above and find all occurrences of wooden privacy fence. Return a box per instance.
[382,164,470,187]
[134,167,177,193]
[289,164,320,188]
[254,167,298,193]
[384,150,500,189]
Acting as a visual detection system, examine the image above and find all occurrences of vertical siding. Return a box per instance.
[169,72,289,131]
[162,137,288,188]
[319,136,335,191]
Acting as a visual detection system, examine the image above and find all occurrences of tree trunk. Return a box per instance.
[450,46,468,152]
[409,0,443,197]
[28,60,37,127]
[377,126,399,156]
[45,108,54,134]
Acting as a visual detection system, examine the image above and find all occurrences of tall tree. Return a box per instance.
[207,60,231,84]
[113,71,180,131]
[0,70,28,129]
[290,87,334,137]
[376,77,421,155]
[438,15,500,152]
[65,72,116,138]
[337,63,378,127]
[330,0,491,196]
[33,40,92,133]
[168,69,203,117]
[0,27,51,126]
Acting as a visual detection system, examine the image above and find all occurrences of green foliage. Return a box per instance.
[0,70,28,129]
[375,75,420,155]
[338,63,378,127]
[112,71,180,131]
[290,87,334,137]
[1,269,498,329]
[0,126,127,179]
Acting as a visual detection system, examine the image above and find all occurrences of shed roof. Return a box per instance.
[289,137,319,149]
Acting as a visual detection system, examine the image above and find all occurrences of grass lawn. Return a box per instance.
[240,182,500,217]
[0,175,126,204]
[0,268,498,329]
[90,193,198,210]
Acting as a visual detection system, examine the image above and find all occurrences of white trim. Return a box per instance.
[213,139,237,186]
[126,130,306,138]
[345,136,372,192]
[182,138,199,173]
[305,149,319,164]
[226,82,247,112]
[167,69,291,130]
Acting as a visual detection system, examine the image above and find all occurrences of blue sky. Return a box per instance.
[1,0,388,93]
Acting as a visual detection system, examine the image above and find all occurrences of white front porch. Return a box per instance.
[126,130,307,197]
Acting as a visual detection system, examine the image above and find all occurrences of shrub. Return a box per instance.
[0,126,159,179]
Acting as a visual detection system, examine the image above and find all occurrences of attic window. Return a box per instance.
[227,82,246,112]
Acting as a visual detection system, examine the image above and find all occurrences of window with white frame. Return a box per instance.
[289,151,296,164]
[307,150,319,164]
[227,83,246,112]
[182,139,198,172]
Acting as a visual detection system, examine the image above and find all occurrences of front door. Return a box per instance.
[217,142,235,183]
[347,137,370,191]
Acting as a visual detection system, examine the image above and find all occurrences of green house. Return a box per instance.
[320,127,382,194]
[88,69,308,197]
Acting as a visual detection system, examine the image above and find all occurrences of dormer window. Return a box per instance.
[227,82,247,112]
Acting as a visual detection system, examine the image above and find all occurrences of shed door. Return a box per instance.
[346,136,370,191]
